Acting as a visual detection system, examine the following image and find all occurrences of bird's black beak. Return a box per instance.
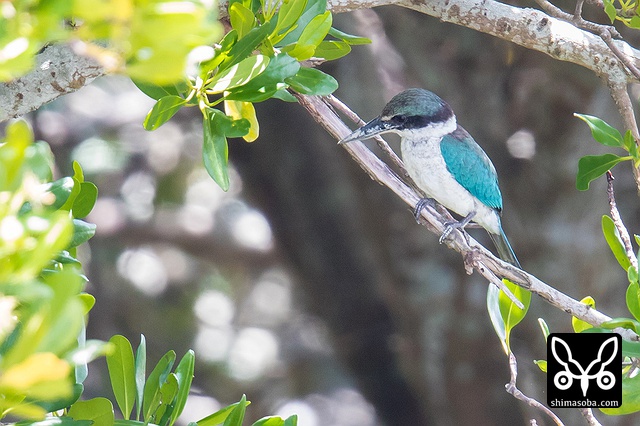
[339,117,393,144]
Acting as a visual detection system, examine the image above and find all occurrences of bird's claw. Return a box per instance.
[413,197,435,223]
[438,211,476,244]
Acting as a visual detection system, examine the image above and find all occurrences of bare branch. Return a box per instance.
[297,93,639,337]
[579,408,603,426]
[0,44,104,121]
[505,351,565,426]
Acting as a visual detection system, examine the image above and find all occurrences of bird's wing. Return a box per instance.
[439,126,503,210]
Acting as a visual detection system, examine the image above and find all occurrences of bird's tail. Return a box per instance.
[489,226,521,268]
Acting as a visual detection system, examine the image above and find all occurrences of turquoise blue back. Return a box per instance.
[439,127,503,211]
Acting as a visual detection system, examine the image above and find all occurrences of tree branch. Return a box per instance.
[297,92,639,340]
[0,43,104,121]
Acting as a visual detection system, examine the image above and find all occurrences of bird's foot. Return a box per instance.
[413,197,436,223]
[439,211,476,244]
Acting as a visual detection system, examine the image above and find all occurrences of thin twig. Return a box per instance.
[506,351,565,425]
[579,408,603,426]
[606,171,638,269]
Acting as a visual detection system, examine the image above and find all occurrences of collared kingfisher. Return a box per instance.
[340,88,520,268]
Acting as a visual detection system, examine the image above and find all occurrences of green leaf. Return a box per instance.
[576,153,629,191]
[274,0,308,38]
[135,335,146,421]
[601,374,640,415]
[286,11,332,60]
[488,279,531,353]
[168,350,195,426]
[252,417,284,426]
[285,67,338,95]
[533,359,547,373]
[133,80,190,101]
[224,395,248,426]
[603,0,617,23]
[68,398,114,426]
[69,219,97,248]
[278,0,327,46]
[47,177,75,210]
[313,40,351,61]
[106,335,137,420]
[25,141,54,181]
[537,318,550,341]
[143,350,176,422]
[328,27,371,45]
[602,215,632,270]
[196,400,251,426]
[575,113,623,147]
[623,129,639,158]
[229,3,256,38]
[627,279,640,322]
[143,96,187,131]
[72,182,98,219]
[208,55,270,94]
[220,21,276,70]
[572,296,595,332]
[283,415,297,426]
[601,317,640,332]
[225,53,300,102]
[203,109,230,191]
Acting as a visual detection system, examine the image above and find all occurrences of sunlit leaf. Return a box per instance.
[208,55,270,94]
[286,11,332,60]
[278,0,326,46]
[225,53,300,102]
[106,335,136,420]
[69,219,96,249]
[135,335,146,421]
[143,96,187,131]
[68,398,114,426]
[572,296,595,333]
[313,40,351,60]
[224,394,248,426]
[196,400,251,426]
[225,100,259,142]
[230,2,256,38]
[533,359,547,373]
[167,350,195,426]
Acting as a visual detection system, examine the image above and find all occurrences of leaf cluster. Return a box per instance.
[575,114,639,190]
[531,215,640,414]
[602,0,640,27]
[0,1,221,84]
[139,0,369,190]
[0,120,103,420]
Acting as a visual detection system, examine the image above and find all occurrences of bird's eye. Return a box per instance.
[392,115,407,124]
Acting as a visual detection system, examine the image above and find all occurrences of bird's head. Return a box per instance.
[340,88,457,143]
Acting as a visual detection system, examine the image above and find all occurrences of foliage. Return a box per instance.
[520,109,640,416]
[574,114,639,190]
[0,0,221,84]
[0,121,297,424]
[487,280,531,354]
[0,120,102,419]
[602,0,640,27]
[139,0,369,190]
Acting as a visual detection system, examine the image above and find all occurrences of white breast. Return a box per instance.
[400,134,501,234]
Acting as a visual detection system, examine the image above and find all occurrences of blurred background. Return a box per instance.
[21,5,640,425]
